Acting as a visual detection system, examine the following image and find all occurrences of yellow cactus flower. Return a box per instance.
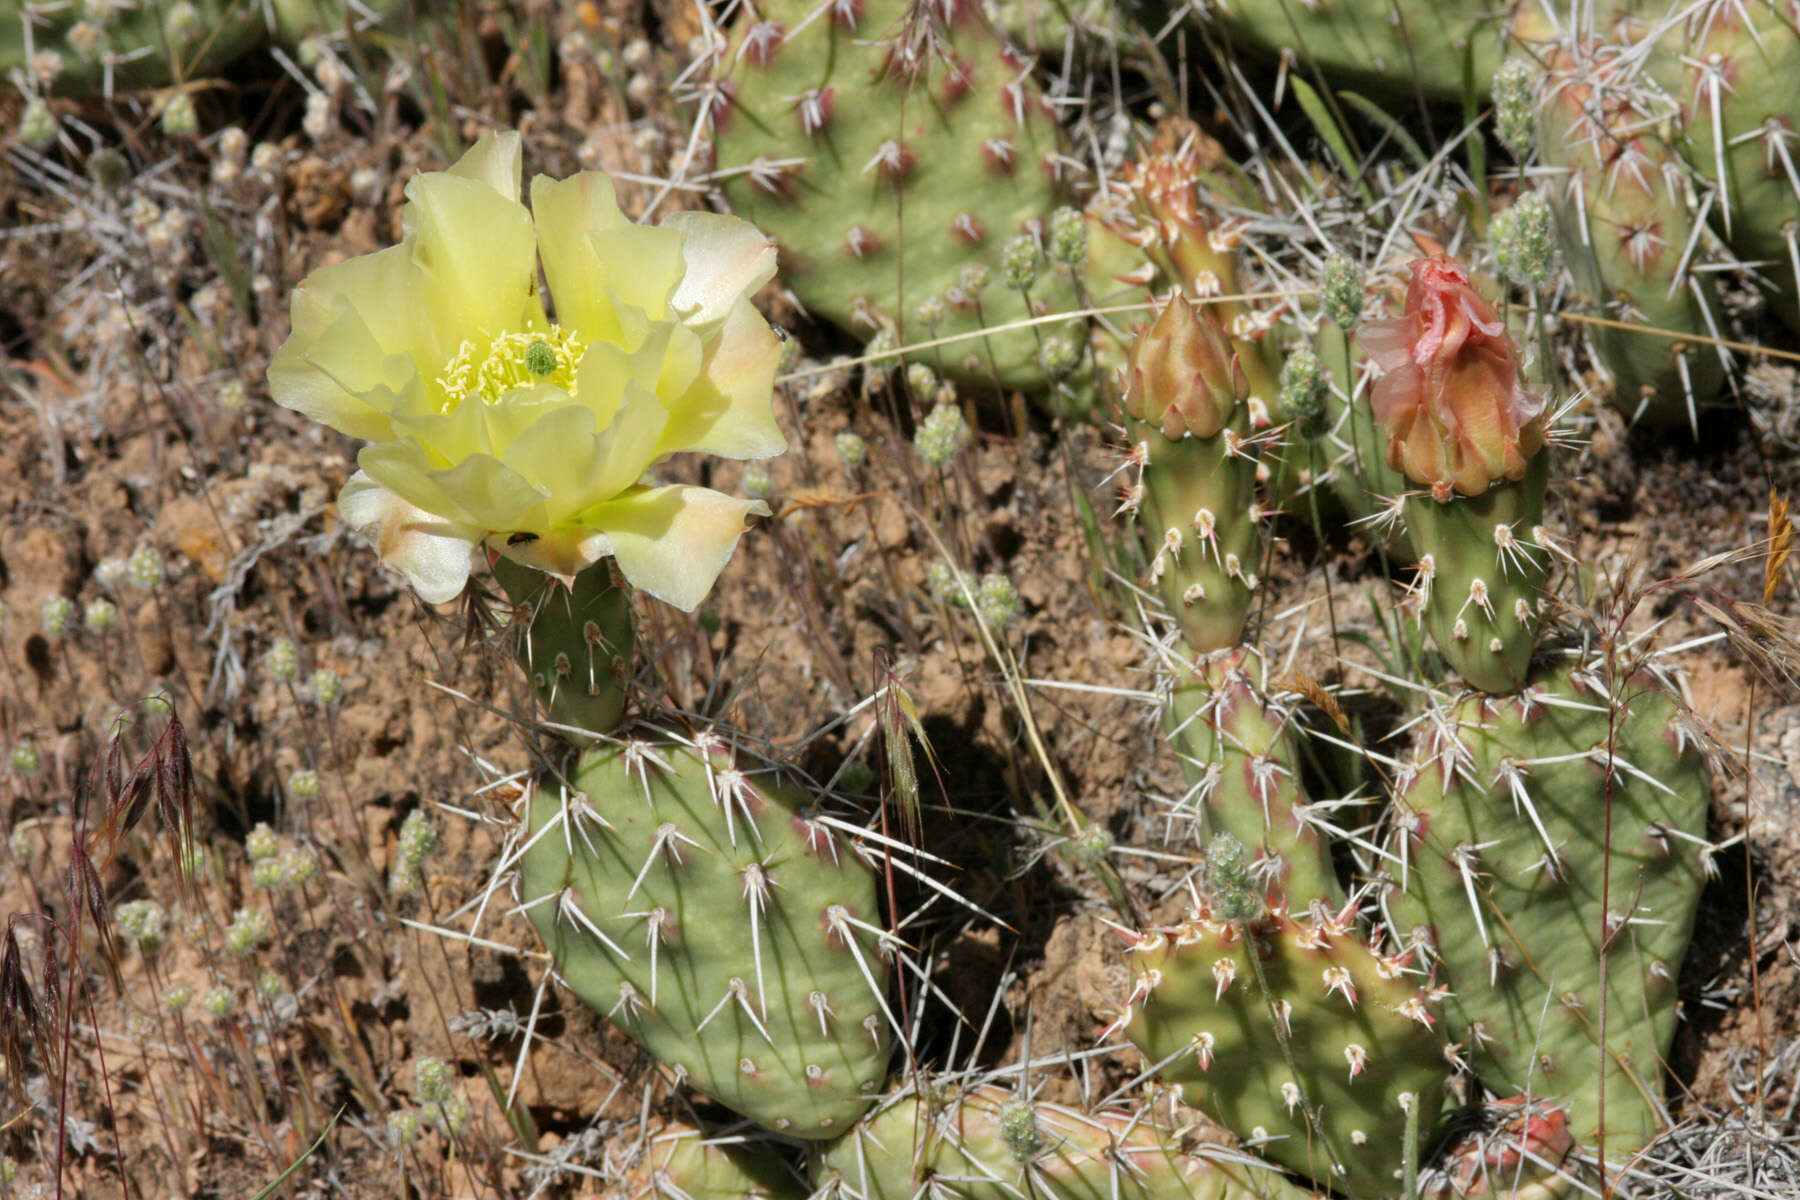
[268,131,785,610]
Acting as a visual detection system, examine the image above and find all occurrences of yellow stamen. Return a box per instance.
[436,325,587,411]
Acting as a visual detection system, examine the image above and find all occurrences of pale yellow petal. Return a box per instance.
[654,296,786,460]
[407,171,537,348]
[661,210,779,327]
[338,472,482,605]
[579,485,767,611]
[501,386,669,524]
[358,441,546,530]
[447,131,522,203]
[530,172,630,344]
[587,225,687,323]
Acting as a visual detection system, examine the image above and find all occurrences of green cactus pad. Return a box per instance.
[818,1085,1317,1199]
[1164,646,1343,908]
[519,733,892,1138]
[1399,454,1551,695]
[708,0,1144,403]
[620,1122,804,1198]
[1383,664,1710,1157]
[493,556,635,744]
[1116,898,1448,1196]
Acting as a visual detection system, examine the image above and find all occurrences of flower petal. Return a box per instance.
[447,131,522,204]
[661,210,779,327]
[358,440,547,530]
[407,169,538,352]
[655,296,787,460]
[531,172,632,344]
[580,485,768,611]
[338,472,482,604]
[269,244,437,441]
[499,387,669,523]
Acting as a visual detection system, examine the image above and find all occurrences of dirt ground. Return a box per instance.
[3,3,1800,1198]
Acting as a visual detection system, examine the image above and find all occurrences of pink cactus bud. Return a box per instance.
[1360,255,1546,497]
[741,20,784,66]
[796,86,833,135]
[1122,292,1249,440]
[951,212,984,242]
[843,226,881,259]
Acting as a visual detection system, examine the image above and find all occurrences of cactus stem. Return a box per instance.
[626,822,704,901]
[556,888,634,960]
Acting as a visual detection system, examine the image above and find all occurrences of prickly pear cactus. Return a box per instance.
[1520,21,1728,431]
[1164,647,1343,907]
[1112,852,1449,1197]
[707,0,1145,401]
[1185,0,1513,102]
[1383,664,1711,1157]
[817,1085,1318,1199]
[614,1121,804,1198]
[1422,1096,1576,1200]
[493,557,635,743]
[519,732,893,1138]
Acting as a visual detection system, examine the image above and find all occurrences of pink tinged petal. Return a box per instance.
[1356,316,1415,372]
[580,485,769,612]
[405,172,537,349]
[659,210,779,327]
[358,440,546,530]
[338,472,482,605]
[655,297,786,460]
[490,528,616,582]
[530,172,631,344]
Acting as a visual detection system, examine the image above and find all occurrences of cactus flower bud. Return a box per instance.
[1360,256,1546,498]
[1122,293,1248,441]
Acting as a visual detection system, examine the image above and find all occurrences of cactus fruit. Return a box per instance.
[1116,294,1268,654]
[518,732,893,1138]
[1360,255,1553,693]
[1383,664,1711,1157]
[1515,19,1728,431]
[817,1085,1317,1199]
[708,0,1146,403]
[1184,0,1511,103]
[614,1122,804,1198]
[1163,647,1342,908]
[1110,853,1449,1197]
[1423,1097,1576,1200]
[493,557,635,743]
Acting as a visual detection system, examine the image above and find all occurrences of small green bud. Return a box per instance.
[266,637,298,681]
[905,363,938,397]
[428,1094,472,1137]
[115,899,168,952]
[164,1,203,44]
[1047,207,1088,268]
[388,1110,422,1146]
[164,984,193,1012]
[10,742,41,775]
[1494,58,1537,160]
[251,858,287,889]
[838,760,875,793]
[1038,334,1080,378]
[1320,255,1364,330]
[160,93,198,138]
[219,379,248,410]
[1493,190,1558,289]
[310,666,342,707]
[280,843,320,886]
[127,545,164,589]
[67,21,106,61]
[1073,823,1113,863]
[913,296,946,328]
[202,986,235,1017]
[1000,235,1038,291]
[741,462,772,500]
[975,573,1023,627]
[834,431,867,469]
[415,1056,453,1105]
[246,823,280,861]
[224,907,269,956]
[998,1100,1044,1164]
[41,594,74,637]
[288,769,322,799]
[915,401,971,467]
[19,98,58,149]
[94,556,128,593]
[1203,834,1264,922]
[1280,346,1329,440]
[256,968,284,999]
[398,809,439,868]
[926,559,966,605]
[959,262,991,295]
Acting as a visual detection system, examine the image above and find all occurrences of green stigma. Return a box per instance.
[525,340,557,377]
[436,326,586,411]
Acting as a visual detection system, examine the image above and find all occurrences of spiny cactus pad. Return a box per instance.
[1164,647,1343,907]
[519,733,892,1138]
[818,1085,1318,1199]
[493,556,635,743]
[709,0,1143,399]
[1383,664,1711,1156]
[1114,896,1448,1196]
[614,1121,804,1198]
